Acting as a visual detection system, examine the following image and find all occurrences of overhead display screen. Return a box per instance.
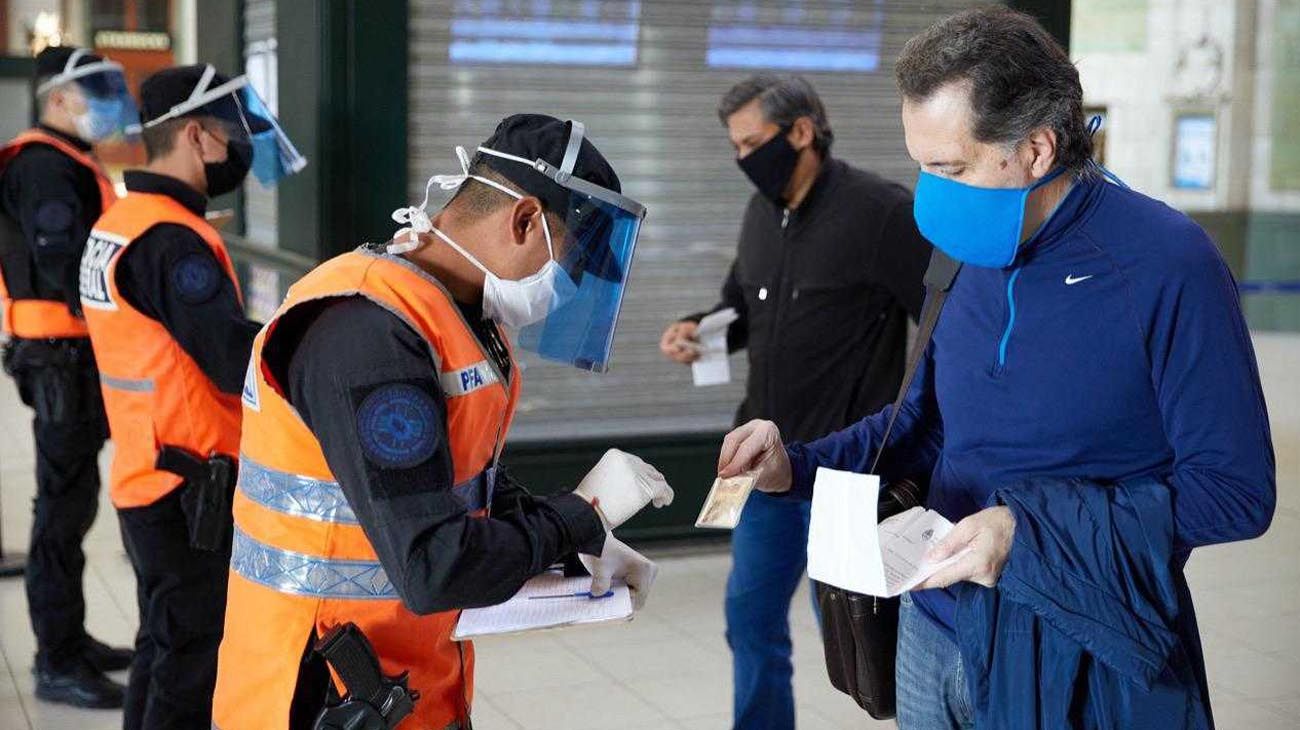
[707,1,884,72]
[449,0,642,67]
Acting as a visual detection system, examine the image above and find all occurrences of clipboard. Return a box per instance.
[452,570,633,640]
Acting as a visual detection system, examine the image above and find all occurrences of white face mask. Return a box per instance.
[391,147,576,328]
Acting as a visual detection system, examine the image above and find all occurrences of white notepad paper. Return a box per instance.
[452,571,633,640]
[806,467,967,597]
[692,307,739,386]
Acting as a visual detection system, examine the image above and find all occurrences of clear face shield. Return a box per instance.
[515,151,645,373]
[138,64,306,186]
[396,121,645,373]
[37,49,138,142]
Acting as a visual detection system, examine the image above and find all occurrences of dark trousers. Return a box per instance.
[118,488,231,730]
[725,491,816,730]
[5,337,108,671]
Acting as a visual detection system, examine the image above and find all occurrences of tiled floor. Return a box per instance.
[1,332,1298,729]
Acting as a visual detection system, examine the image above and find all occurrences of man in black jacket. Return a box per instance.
[659,74,929,729]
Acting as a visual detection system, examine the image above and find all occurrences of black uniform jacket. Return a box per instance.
[690,157,931,443]
[263,293,605,615]
[112,170,259,394]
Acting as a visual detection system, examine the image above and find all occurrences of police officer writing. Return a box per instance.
[0,45,136,709]
[659,75,930,729]
[212,115,666,730]
[77,64,304,728]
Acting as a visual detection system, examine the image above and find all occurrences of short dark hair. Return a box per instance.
[140,116,233,162]
[140,117,193,161]
[895,6,1093,172]
[449,163,566,233]
[717,74,834,156]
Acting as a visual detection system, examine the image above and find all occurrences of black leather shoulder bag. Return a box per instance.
[813,250,960,720]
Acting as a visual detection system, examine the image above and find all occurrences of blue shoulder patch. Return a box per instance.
[356,383,439,470]
[34,200,74,234]
[171,252,221,304]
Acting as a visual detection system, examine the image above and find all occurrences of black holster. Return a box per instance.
[154,446,236,552]
[313,623,418,730]
[3,337,104,428]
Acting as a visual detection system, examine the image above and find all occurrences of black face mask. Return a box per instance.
[203,137,253,198]
[737,127,799,206]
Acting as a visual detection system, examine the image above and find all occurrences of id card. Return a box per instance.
[694,474,757,529]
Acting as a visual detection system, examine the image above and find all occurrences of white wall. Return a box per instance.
[5,0,61,54]
[171,0,197,64]
[1073,0,1243,209]
[1249,0,1300,212]
[1074,0,1300,214]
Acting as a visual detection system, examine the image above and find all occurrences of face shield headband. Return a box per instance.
[138,64,307,186]
[37,49,138,142]
[391,121,646,372]
[35,49,126,97]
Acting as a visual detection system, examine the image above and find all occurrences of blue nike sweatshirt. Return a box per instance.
[784,172,1276,636]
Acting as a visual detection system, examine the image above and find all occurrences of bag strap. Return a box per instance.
[869,250,960,474]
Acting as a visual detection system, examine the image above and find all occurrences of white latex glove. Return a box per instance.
[572,449,674,529]
[579,534,658,610]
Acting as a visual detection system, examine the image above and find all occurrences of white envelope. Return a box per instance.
[692,307,739,387]
[806,467,962,597]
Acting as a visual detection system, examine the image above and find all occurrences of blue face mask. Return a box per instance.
[912,166,1068,268]
[74,96,127,142]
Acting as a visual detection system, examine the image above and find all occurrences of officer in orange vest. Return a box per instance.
[213,115,666,729]
[0,45,137,708]
[78,64,304,729]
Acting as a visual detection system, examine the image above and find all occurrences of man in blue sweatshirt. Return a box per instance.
[717,7,1274,729]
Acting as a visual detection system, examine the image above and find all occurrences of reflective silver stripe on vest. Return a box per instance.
[230,525,397,599]
[239,458,496,522]
[237,457,359,524]
[100,374,154,392]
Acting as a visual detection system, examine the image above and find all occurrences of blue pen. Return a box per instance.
[528,590,615,600]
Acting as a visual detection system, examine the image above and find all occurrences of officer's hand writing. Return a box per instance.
[659,320,701,364]
[579,534,659,610]
[573,449,674,529]
[914,506,1016,589]
[717,419,791,493]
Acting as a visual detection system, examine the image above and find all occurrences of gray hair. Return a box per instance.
[717,74,834,157]
[895,6,1093,172]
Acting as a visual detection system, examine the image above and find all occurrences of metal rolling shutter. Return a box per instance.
[408,0,978,441]
[242,0,277,247]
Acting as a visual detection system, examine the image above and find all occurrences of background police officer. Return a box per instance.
[78,64,300,728]
[0,45,135,709]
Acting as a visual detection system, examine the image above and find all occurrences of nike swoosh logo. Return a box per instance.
[1065,275,1095,285]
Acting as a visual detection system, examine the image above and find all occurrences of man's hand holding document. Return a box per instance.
[455,449,672,638]
[691,307,739,386]
[807,467,969,597]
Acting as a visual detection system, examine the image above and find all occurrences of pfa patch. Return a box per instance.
[78,231,124,311]
[171,252,221,304]
[356,383,440,470]
[439,360,498,397]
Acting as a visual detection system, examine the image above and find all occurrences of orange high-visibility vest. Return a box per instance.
[212,247,522,730]
[0,129,118,338]
[79,190,243,508]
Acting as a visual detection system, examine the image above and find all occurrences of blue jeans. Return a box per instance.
[896,593,974,730]
[725,491,813,730]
